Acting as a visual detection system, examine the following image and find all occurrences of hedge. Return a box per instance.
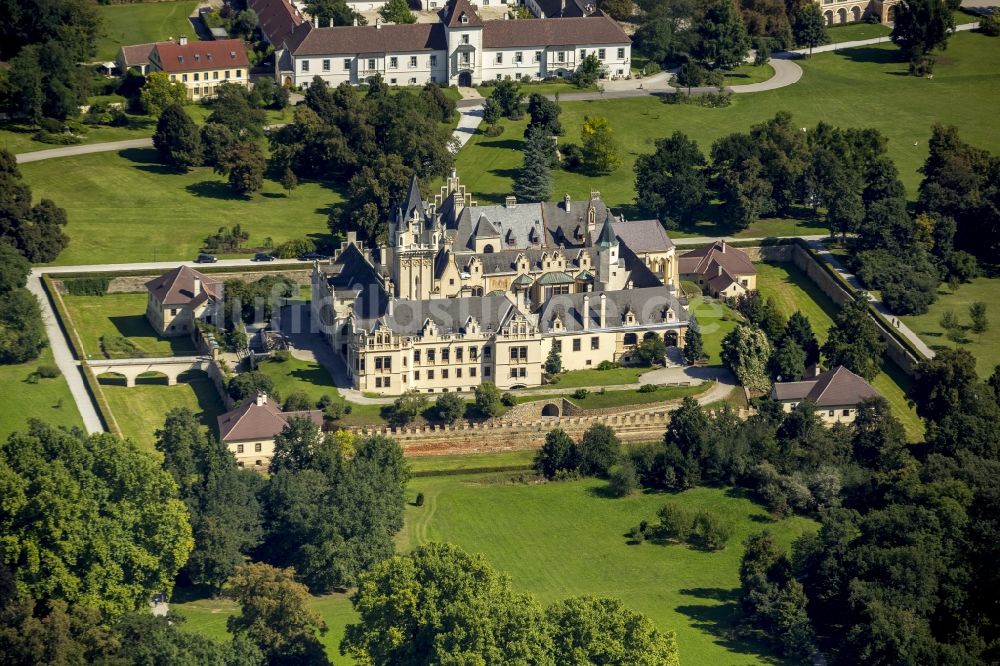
[63,276,110,296]
[80,363,121,437]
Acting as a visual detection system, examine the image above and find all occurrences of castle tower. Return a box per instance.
[596,213,624,290]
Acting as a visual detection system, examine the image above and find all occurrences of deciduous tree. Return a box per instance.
[820,297,885,381]
[140,71,187,117]
[580,115,622,175]
[721,324,773,392]
[153,104,203,171]
[578,423,621,477]
[634,130,707,227]
[379,0,416,23]
[695,0,752,69]
[534,428,579,479]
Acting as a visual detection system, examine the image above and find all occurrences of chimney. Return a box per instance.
[347,230,357,246]
[353,17,358,25]
[590,191,601,200]
[582,294,590,331]
[505,195,517,209]
[560,0,566,14]
[564,193,571,212]
[720,240,726,253]
[256,391,267,406]
[599,292,606,328]
[717,264,723,277]
[376,18,382,29]
[193,276,201,296]
[312,16,319,28]
[179,35,188,46]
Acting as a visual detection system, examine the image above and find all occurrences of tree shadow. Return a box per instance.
[675,587,787,664]
[118,147,160,164]
[261,192,284,199]
[585,483,619,499]
[108,315,197,355]
[186,180,245,201]
[490,167,520,180]
[479,138,523,150]
[835,46,907,67]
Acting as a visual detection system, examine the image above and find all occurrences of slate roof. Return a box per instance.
[145,266,221,307]
[361,293,527,336]
[248,0,304,47]
[531,0,597,18]
[596,215,618,247]
[286,21,447,55]
[611,219,673,254]
[540,197,609,248]
[771,366,881,406]
[319,243,390,319]
[152,39,250,73]
[440,0,484,28]
[469,247,598,276]
[537,287,686,333]
[482,13,629,48]
[402,175,425,222]
[217,393,323,442]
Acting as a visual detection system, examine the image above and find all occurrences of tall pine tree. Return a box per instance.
[513,125,554,202]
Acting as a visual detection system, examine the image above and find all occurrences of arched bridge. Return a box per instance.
[86,356,213,387]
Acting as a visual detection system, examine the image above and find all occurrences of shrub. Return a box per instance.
[627,524,644,544]
[500,392,517,407]
[982,12,1000,36]
[435,392,466,424]
[691,511,732,550]
[607,460,639,497]
[572,388,589,400]
[596,360,619,371]
[100,335,138,357]
[317,394,334,409]
[273,238,315,259]
[324,401,350,421]
[560,143,584,172]
[389,390,429,427]
[484,124,504,137]
[272,350,292,362]
[35,364,60,378]
[414,492,425,507]
[638,384,658,393]
[39,118,64,133]
[282,391,313,412]
[63,277,110,296]
[657,503,694,541]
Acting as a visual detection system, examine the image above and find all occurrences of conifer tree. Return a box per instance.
[513,125,554,202]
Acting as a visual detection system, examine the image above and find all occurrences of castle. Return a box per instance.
[311,172,689,396]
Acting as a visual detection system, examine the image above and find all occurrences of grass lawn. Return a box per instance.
[99,373,225,451]
[451,32,1000,235]
[519,382,709,409]
[689,296,742,366]
[899,277,1000,378]
[477,81,598,97]
[400,475,817,664]
[0,116,159,155]
[407,449,536,474]
[723,62,775,86]
[61,292,197,358]
[95,0,199,62]
[20,148,341,265]
[174,472,815,664]
[825,21,892,44]
[549,365,645,387]
[0,346,83,439]
[755,262,923,440]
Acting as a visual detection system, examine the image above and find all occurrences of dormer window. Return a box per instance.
[461,14,469,23]
[177,55,184,63]
[230,51,236,58]
[194,53,200,61]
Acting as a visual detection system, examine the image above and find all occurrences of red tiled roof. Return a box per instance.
[286,22,447,55]
[678,241,756,277]
[248,0,304,46]
[118,42,163,67]
[217,393,324,442]
[440,0,484,28]
[482,13,629,48]
[152,38,250,73]
[145,266,222,307]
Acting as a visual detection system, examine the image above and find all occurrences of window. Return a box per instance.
[843,409,851,416]
[254,443,262,452]
[557,51,565,63]
[456,368,462,378]
[617,47,625,58]
[572,338,581,351]
[553,339,562,353]
[828,410,835,417]
[344,58,351,70]
[496,53,503,64]
[580,49,587,59]
[322,59,330,71]
[510,368,518,378]
[170,308,178,316]
[470,346,478,360]
[194,72,199,81]
[428,350,436,363]
[390,57,398,68]
[470,367,477,377]
[236,69,242,78]
[519,367,526,377]
[384,356,392,371]
[409,77,416,84]
[375,357,383,370]
[430,54,438,66]
[591,337,599,350]
[213,71,219,79]
[385,377,390,387]
[301,60,309,72]
[510,348,519,362]
[515,51,523,63]
[375,377,382,388]
[182,74,188,82]
[533,51,541,62]
[225,70,230,79]
[456,348,463,362]
[442,348,450,362]
[483,346,492,359]
[237,444,244,453]
[442,369,449,379]
[170,74,176,81]
[415,370,421,380]
[368,58,376,70]
[496,74,502,81]
[462,34,470,44]
[414,350,421,363]
[410,56,417,67]
[193,86,200,95]
[390,78,397,84]
[485,368,491,377]
[428,370,435,379]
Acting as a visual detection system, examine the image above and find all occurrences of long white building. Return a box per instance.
[274,0,631,88]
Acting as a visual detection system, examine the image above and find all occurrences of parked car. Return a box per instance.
[297,252,328,261]
[195,253,218,263]
[253,252,276,262]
